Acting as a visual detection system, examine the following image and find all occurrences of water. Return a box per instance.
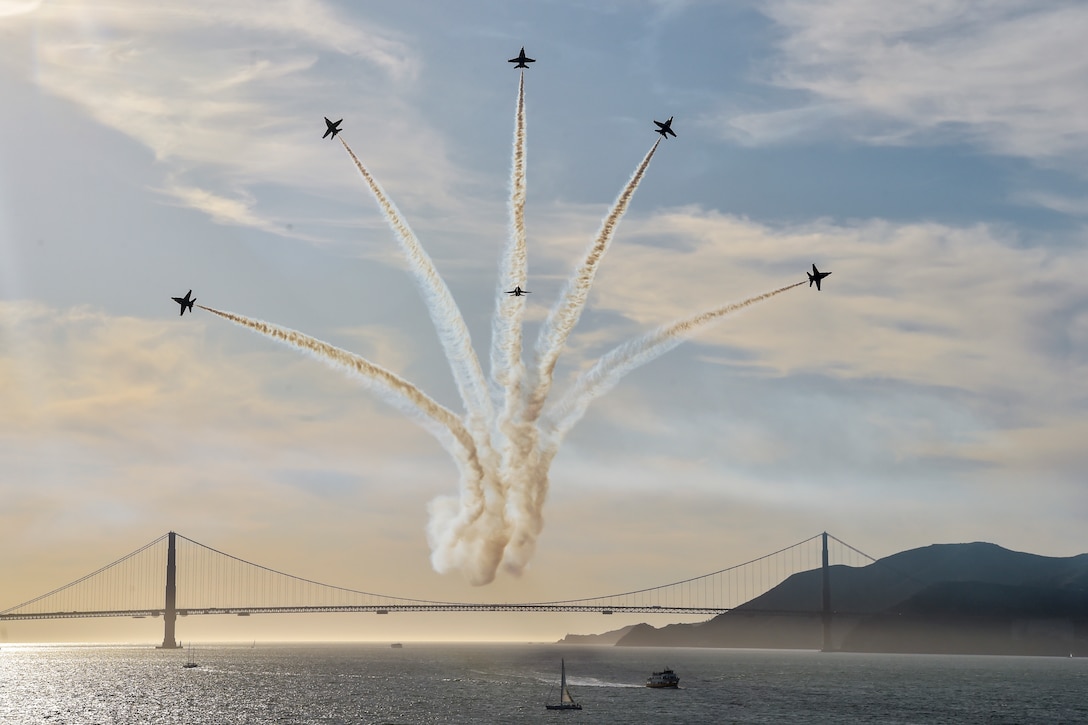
[2,644,1087,724]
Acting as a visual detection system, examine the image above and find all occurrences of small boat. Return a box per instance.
[182,644,199,669]
[545,658,582,711]
[646,667,679,688]
[390,643,403,649]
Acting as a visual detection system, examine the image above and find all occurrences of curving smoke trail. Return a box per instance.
[501,282,807,571]
[528,139,661,423]
[487,71,539,571]
[541,281,807,446]
[338,138,512,582]
[197,305,477,467]
[339,138,494,433]
[491,71,530,435]
[203,78,805,584]
[491,70,529,398]
[199,304,509,584]
[498,137,662,571]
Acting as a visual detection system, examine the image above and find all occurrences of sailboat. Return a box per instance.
[182,643,199,669]
[545,658,582,711]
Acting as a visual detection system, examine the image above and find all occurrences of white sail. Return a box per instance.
[546,658,582,710]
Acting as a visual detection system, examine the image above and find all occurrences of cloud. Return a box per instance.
[721,1,1088,165]
[21,3,398,170]
[164,184,289,235]
[1013,190,1088,218]
[2,1,477,235]
[160,181,336,244]
[0,0,39,18]
[520,205,1088,491]
[0,301,445,536]
[577,208,1083,393]
[26,0,416,80]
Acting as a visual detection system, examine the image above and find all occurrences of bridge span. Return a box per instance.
[1,531,875,649]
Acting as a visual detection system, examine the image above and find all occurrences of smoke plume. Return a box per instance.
[203,78,805,584]
[542,281,806,446]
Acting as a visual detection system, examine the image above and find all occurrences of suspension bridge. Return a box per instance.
[0,531,876,649]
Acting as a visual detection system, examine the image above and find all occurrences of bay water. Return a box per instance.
[2,643,1086,723]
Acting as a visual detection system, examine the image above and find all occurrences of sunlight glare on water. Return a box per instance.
[2,643,1087,724]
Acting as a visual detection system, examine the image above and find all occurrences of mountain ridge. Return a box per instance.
[560,540,1088,655]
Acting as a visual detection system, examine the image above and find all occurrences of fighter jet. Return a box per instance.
[807,264,832,291]
[505,286,531,296]
[322,117,343,139]
[172,290,196,316]
[653,117,677,139]
[508,47,535,68]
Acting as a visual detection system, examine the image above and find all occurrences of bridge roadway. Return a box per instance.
[0,604,859,621]
[1,533,855,650]
[0,604,738,621]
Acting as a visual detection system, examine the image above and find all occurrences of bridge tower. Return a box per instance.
[821,531,832,652]
[158,531,180,649]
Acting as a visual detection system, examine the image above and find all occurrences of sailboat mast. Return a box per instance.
[546,658,581,710]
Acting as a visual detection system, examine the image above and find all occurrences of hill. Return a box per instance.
[556,624,639,645]
[563,541,1088,655]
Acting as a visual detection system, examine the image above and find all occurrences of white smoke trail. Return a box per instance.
[203,81,806,584]
[338,139,513,582]
[200,305,512,584]
[505,284,805,570]
[424,480,510,585]
[197,305,478,467]
[339,138,494,432]
[490,70,529,399]
[528,139,661,423]
[541,281,807,446]
[496,139,662,572]
[488,72,538,573]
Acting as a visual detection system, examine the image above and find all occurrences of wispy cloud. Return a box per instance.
[1,1,458,234]
[159,181,336,245]
[26,0,417,80]
[23,9,387,168]
[1013,190,1088,218]
[0,0,40,19]
[0,300,444,539]
[580,207,1087,394]
[721,1,1088,165]
[164,184,291,235]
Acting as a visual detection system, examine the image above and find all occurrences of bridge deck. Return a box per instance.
[0,604,737,620]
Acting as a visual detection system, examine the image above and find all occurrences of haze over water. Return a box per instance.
[3,644,1086,724]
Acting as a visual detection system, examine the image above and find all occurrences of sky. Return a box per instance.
[2,0,1088,644]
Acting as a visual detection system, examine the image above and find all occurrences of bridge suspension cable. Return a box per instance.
[521,532,875,613]
[1,533,169,618]
[1,530,878,623]
[172,533,460,611]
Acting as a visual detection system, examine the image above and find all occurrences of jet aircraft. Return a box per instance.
[323,117,343,139]
[653,117,677,139]
[172,290,196,316]
[508,47,535,68]
[807,264,831,291]
[505,286,531,296]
